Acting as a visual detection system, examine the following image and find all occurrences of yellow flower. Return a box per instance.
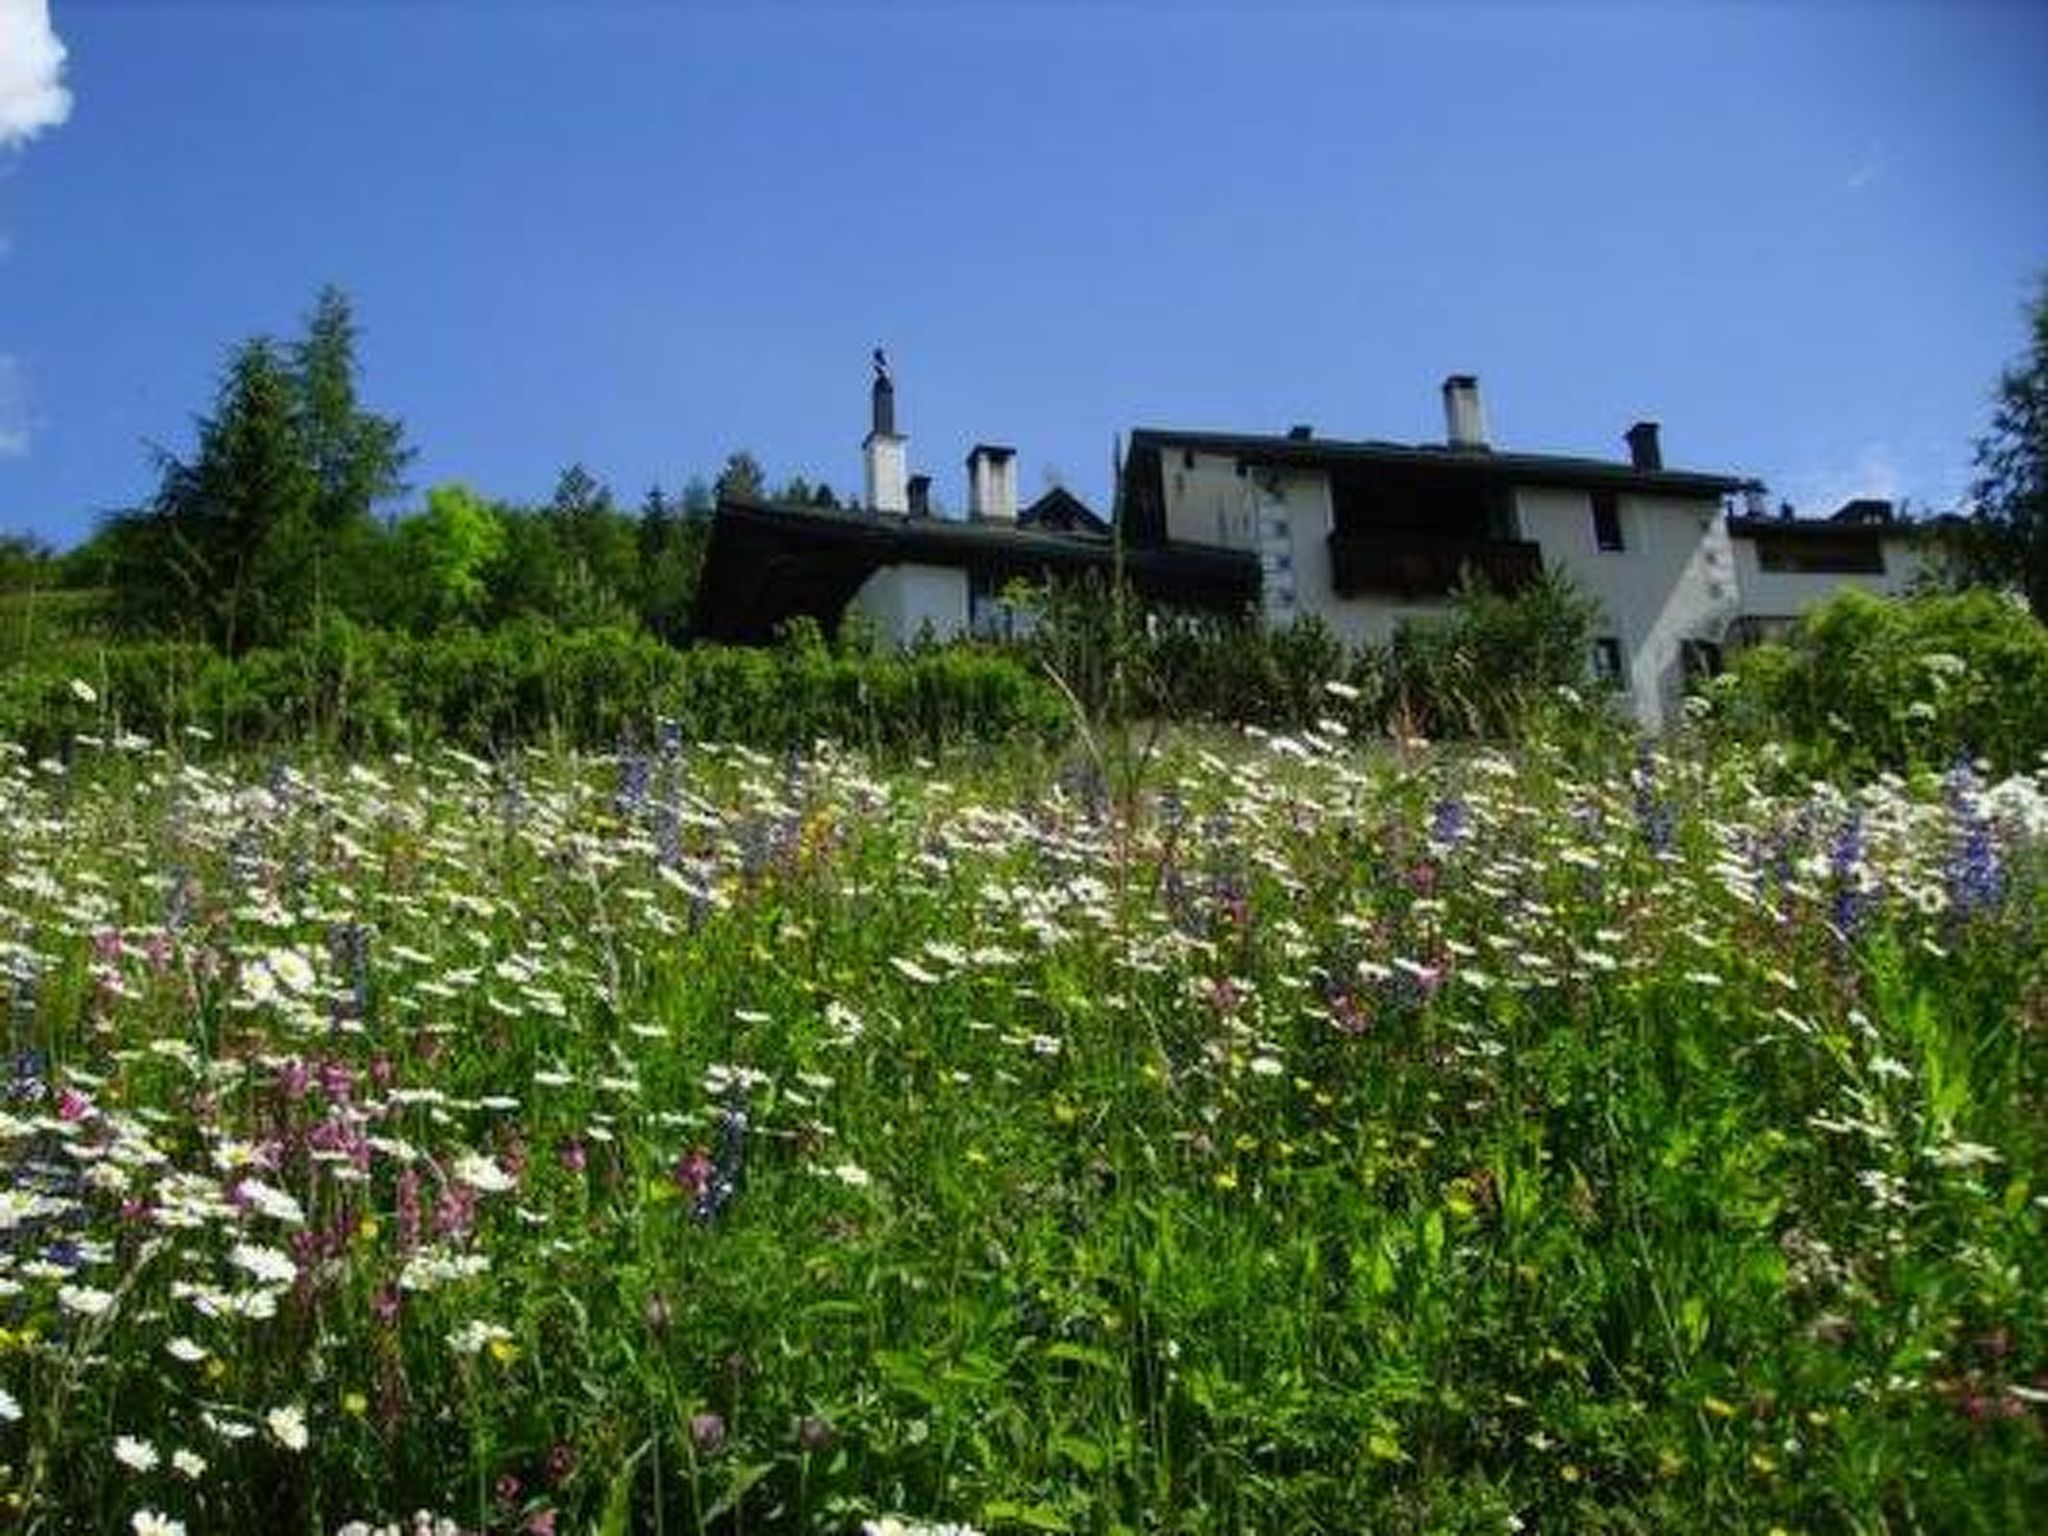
[356,1215,380,1243]
[488,1336,519,1365]
[342,1391,368,1417]
[1212,1171,1239,1192]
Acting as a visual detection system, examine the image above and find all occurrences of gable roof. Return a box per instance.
[693,495,1257,643]
[1019,485,1111,537]
[1124,427,1757,500]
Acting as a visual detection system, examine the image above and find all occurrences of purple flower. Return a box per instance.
[689,1412,727,1455]
[1945,761,2005,919]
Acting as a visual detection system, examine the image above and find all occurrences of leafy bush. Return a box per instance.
[1388,567,1610,741]
[1710,588,2048,776]
[1017,565,1610,744]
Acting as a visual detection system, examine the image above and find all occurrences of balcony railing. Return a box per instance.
[1327,533,1542,600]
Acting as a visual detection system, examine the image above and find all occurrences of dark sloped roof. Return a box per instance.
[693,496,1257,644]
[1126,426,1757,498]
[1019,485,1111,537]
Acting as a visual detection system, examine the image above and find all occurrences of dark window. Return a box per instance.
[1680,639,1723,684]
[1591,491,1624,552]
[1592,636,1624,684]
[1753,535,1885,574]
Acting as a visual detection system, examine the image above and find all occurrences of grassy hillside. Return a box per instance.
[0,730,2041,1531]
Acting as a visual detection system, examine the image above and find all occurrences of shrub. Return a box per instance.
[1388,567,1610,741]
[1710,587,2048,777]
[0,624,1065,759]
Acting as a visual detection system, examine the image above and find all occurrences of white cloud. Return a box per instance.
[0,354,31,458]
[0,0,72,151]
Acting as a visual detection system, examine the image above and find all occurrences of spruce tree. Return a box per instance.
[1967,276,2048,618]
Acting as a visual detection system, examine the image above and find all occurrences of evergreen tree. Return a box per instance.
[1967,276,2048,618]
[105,287,410,649]
[635,483,708,643]
[713,451,765,503]
[143,338,318,652]
[293,286,411,532]
[545,464,637,627]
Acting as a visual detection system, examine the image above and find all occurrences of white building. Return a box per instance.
[1119,377,1754,727]
[1724,498,1940,645]
[698,362,1952,732]
[694,359,1255,647]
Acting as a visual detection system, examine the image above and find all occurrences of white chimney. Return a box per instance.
[864,349,908,513]
[1442,374,1488,450]
[966,444,1017,523]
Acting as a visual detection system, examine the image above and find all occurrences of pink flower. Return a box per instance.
[395,1168,423,1247]
[673,1150,713,1200]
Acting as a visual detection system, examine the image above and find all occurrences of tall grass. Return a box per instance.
[0,723,2041,1532]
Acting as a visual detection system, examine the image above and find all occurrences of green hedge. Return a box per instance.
[1708,587,2048,776]
[0,620,1068,757]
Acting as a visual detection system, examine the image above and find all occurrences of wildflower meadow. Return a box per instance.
[0,715,2042,1532]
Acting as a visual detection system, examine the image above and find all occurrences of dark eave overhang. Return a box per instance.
[1127,427,1758,499]
[694,495,1259,644]
[1726,516,1938,542]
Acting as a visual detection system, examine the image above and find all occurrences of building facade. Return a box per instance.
[1118,377,1753,726]
[1724,498,1939,645]
[695,360,1947,732]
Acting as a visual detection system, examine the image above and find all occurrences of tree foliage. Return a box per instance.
[1709,585,2048,776]
[713,450,765,503]
[385,482,506,632]
[1966,274,2048,618]
[104,291,410,652]
[64,291,861,652]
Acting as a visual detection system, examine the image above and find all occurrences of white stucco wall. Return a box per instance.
[1152,446,1741,727]
[1728,532,1930,628]
[1514,487,1737,728]
[851,562,968,646]
[1163,460,1455,644]
[1162,451,1260,550]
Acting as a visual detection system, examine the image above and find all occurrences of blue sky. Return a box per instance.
[2,1,2045,546]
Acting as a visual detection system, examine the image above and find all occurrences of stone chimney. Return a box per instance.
[1442,375,1487,450]
[1625,421,1663,472]
[966,444,1017,523]
[863,349,908,513]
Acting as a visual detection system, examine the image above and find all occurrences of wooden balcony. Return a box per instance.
[1327,532,1542,600]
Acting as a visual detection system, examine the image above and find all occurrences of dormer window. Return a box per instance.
[1591,490,1625,552]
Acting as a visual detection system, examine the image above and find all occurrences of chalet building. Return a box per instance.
[693,360,1256,646]
[694,358,1948,730]
[1117,377,1756,726]
[1724,496,1939,645]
